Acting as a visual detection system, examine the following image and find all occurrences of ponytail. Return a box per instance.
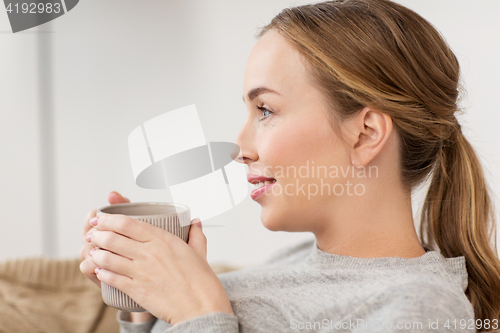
[421,124,500,329]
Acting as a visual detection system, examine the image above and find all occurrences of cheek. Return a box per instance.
[262,116,339,170]
[257,117,348,232]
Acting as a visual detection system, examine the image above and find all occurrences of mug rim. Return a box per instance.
[96,202,190,218]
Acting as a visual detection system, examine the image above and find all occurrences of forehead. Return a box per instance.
[243,30,310,94]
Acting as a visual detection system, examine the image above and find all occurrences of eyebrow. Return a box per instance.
[243,87,280,102]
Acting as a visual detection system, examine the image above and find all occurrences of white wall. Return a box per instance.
[0,26,43,259]
[1,0,499,266]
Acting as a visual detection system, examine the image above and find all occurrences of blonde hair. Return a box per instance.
[258,0,500,329]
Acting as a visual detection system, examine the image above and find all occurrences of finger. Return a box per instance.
[187,218,207,261]
[108,191,131,205]
[95,267,133,293]
[90,247,134,277]
[80,242,93,261]
[80,257,101,288]
[90,229,139,260]
[82,209,97,237]
[92,214,157,242]
[85,227,96,243]
[81,228,98,259]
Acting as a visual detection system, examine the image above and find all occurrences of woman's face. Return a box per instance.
[236,29,355,233]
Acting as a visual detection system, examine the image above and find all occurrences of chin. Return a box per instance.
[260,206,301,232]
[261,206,312,233]
[260,206,283,232]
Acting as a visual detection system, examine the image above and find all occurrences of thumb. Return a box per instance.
[187,218,207,261]
[108,191,131,205]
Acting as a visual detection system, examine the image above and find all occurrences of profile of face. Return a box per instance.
[236,29,369,234]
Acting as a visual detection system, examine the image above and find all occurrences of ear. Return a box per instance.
[345,107,393,167]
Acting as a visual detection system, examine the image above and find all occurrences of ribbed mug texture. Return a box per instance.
[96,203,191,312]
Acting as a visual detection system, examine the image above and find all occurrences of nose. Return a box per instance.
[234,116,258,165]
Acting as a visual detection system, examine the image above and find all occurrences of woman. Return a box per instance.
[80,0,500,332]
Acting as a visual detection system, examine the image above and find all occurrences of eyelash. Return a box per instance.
[257,106,273,122]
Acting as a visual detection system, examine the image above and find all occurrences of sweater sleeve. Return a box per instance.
[164,312,239,333]
[351,279,475,333]
[117,310,239,333]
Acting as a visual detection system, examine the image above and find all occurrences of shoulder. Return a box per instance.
[366,275,474,325]
[260,237,316,266]
[215,238,315,281]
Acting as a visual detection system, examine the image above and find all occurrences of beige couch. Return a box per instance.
[0,257,239,333]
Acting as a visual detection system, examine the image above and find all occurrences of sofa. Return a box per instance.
[0,257,239,333]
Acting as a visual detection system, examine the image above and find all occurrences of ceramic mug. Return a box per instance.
[95,202,191,312]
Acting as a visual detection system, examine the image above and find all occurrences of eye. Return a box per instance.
[257,106,273,122]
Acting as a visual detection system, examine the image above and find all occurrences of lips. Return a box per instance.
[247,174,277,200]
[247,174,276,184]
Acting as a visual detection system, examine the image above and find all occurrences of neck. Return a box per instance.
[313,181,426,259]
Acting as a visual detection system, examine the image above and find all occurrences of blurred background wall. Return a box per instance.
[1,0,499,267]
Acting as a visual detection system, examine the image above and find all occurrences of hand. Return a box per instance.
[88,214,234,325]
[79,191,130,288]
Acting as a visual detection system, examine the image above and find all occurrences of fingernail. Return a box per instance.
[193,217,202,228]
[89,217,99,226]
[86,232,92,242]
[89,248,95,256]
[95,267,101,275]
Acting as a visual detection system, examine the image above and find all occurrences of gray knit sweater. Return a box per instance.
[117,238,475,332]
